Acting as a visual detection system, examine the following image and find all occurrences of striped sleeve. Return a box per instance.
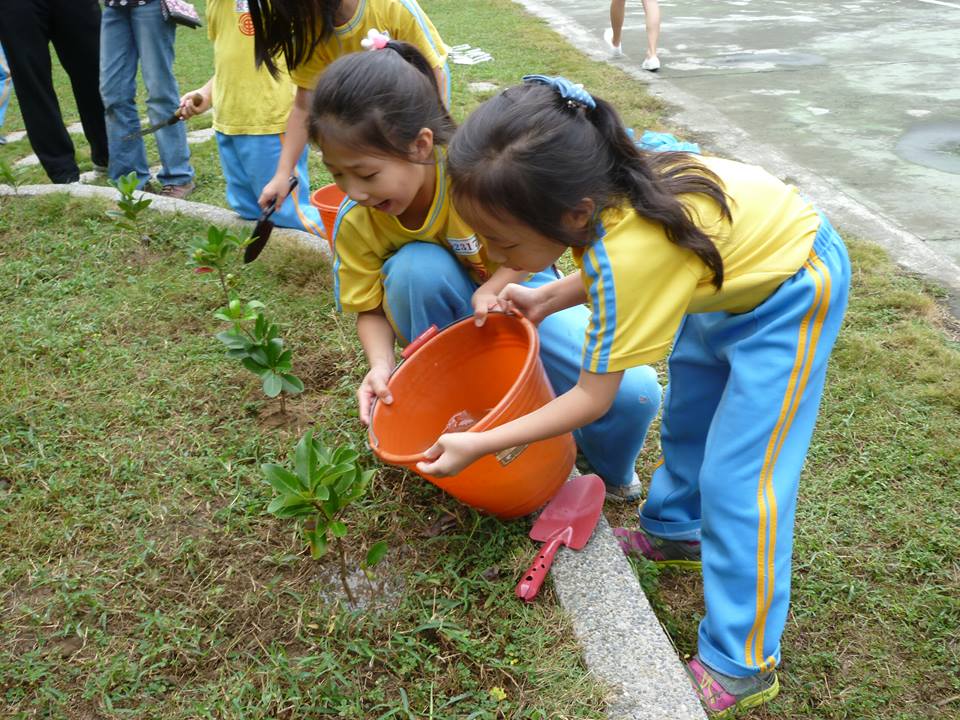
[580,235,699,372]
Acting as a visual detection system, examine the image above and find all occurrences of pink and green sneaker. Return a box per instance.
[685,656,780,717]
[612,527,702,569]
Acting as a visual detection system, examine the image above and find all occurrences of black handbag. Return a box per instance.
[159,0,202,29]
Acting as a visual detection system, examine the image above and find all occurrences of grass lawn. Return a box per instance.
[2,0,959,719]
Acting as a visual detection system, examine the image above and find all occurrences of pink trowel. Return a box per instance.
[515,473,605,602]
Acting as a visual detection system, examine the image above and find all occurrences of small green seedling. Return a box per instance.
[262,430,386,603]
[216,309,304,412]
[188,226,251,303]
[0,158,22,191]
[107,171,152,243]
[190,225,303,413]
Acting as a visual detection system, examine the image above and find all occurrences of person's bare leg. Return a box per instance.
[640,0,660,60]
[609,0,626,47]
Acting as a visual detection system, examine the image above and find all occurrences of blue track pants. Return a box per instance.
[640,216,850,677]
[215,132,325,238]
[380,242,662,488]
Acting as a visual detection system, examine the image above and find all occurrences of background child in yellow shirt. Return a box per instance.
[179,0,324,237]
[246,0,450,217]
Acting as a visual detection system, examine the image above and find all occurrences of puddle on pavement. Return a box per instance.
[895,121,960,175]
[712,50,825,68]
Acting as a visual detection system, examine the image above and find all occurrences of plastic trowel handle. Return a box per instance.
[515,526,573,602]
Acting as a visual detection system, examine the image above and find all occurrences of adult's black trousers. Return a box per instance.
[0,0,108,182]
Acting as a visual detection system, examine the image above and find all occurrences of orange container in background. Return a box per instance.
[368,314,575,519]
[310,183,347,250]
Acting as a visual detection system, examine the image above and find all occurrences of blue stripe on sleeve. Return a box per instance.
[396,0,443,58]
[592,239,618,373]
[331,199,359,313]
[582,250,603,371]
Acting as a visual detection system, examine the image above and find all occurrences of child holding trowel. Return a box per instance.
[424,75,850,717]
[177,0,324,237]
[246,0,452,220]
[306,39,661,501]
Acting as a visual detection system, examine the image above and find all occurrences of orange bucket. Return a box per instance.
[310,183,347,250]
[368,314,575,519]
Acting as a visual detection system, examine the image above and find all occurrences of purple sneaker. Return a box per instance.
[612,527,702,569]
[685,656,779,717]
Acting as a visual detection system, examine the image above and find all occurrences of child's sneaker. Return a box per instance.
[612,526,701,568]
[575,451,642,503]
[641,55,661,72]
[603,28,624,57]
[685,656,779,717]
[604,472,643,503]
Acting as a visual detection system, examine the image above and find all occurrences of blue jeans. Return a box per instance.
[378,242,662,488]
[0,43,10,130]
[99,1,193,188]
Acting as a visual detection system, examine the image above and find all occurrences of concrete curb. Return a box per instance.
[513,0,960,318]
[553,513,706,719]
[0,183,331,259]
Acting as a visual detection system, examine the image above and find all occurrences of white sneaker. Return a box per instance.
[604,472,643,503]
[603,28,624,57]
[641,55,661,72]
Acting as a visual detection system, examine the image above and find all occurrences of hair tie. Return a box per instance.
[521,74,596,110]
[361,28,391,51]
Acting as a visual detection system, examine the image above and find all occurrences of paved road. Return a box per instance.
[538,0,960,268]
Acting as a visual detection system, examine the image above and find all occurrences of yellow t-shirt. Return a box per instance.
[332,153,496,316]
[289,0,448,90]
[575,156,821,372]
[206,0,296,135]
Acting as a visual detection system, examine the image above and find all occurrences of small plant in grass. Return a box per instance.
[107,171,152,243]
[0,158,23,193]
[189,226,249,303]
[216,304,304,413]
[262,429,387,603]
[189,225,305,414]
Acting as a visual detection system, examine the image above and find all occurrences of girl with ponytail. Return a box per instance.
[431,76,851,717]
[314,48,661,501]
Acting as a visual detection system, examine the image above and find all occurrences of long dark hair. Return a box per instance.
[448,83,731,288]
[308,42,456,160]
[248,0,341,79]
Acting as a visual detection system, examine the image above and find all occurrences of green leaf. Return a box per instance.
[262,371,283,398]
[281,374,304,395]
[329,520,347,538]
[249,346,270,367]
[294,430,316,486]
[306,529,328,558]
[365,541,388,568]
[267,495,313,517]
[273,502,315,519]
[332,446,360,466]
[261,463,306,495]
[314,485,330,502]
[242,357,269,377]
[277,348,292,365]
[215,330,247,349]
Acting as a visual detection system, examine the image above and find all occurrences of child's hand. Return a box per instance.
[498,284,549,325]
[358,365,394,425]
[178,90,210,119]
[471,289,503,326]
[259,174,293,211]
[417,432,486,477]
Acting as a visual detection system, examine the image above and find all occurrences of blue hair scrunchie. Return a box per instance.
[521,74,596,110]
